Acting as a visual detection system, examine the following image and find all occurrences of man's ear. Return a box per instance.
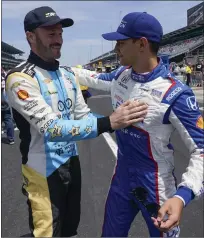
[140,37,148,49]
[26,31,36,45]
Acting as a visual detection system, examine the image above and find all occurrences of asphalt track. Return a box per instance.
[1,90,204,237]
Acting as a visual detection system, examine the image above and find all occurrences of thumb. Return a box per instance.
[157,205,168,222]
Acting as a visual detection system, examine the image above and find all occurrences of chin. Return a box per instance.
[55,55,61,59]
[53,53,61,59]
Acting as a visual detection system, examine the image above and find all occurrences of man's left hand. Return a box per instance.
[151,197,184,233]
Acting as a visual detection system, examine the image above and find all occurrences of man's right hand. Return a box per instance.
[110,100,148,130]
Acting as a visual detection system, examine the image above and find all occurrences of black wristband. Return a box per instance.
[97,116,114,135]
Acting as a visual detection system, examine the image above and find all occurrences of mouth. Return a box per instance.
[51,46,61,50]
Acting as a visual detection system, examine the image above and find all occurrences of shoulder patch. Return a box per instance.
[60,66,75,76]
[6,62,36,79]
[162,77,189,105]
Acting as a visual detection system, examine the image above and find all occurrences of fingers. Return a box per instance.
[120,100,132,107]
[157,205,168,222]
[152,218,179,233]
[121,100,148,109]
[127,101,148,110]
[126,118,145,126]
[127,110,148,121]
[151,217,160,228]
[129,104,148,114]
[152,212,179,233]
[160,218,178,231]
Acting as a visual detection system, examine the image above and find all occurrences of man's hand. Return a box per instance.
[151,197,184,233]
[110,100,148,130]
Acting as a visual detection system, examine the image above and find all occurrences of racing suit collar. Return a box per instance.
[28,51,59,71]
[131,58,169,83]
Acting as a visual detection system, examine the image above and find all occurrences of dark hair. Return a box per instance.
[132,38,160,55]
[148,40,160,55]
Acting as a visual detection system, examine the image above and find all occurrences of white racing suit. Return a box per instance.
[73,60,204,237]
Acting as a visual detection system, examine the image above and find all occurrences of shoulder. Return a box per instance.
[7,61,36,78]
[60,65,75,76]
[162,75,190,105]
[6,62,38,89]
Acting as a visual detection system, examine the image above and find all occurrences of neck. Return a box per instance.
[132,56,158,73]
[28,51,59,71]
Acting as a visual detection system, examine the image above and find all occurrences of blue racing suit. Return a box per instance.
[74,59,204,237]
[5,51,113,237]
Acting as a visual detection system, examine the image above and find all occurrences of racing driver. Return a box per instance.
[73,12,204,237]
[5,7,148,237]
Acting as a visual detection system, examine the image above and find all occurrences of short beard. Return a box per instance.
[35,34,61,61]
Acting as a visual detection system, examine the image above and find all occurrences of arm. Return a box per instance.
[72,66,126,92]
[6,72,113,142]
[73,72,101,119]
[168,90,203,206]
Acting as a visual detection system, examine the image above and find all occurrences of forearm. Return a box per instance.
[169,94,204,206]
[73,68,112,92]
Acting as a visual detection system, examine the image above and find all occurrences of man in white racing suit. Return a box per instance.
[73,12,204,237]
[5,7,148,237]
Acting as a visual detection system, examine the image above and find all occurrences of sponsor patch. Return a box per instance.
[196,116,204,129]
[151,89,162,98]
[48,124,62,138]
[69,126,80,136]
[17,90,29,100]
[131,73,146,81]
[30,107,47,120]
[139,83,150,91]
[118,81,128,89]
[121,75,130,84]
[11,81,25,90]
[166,87,182,102]
[44,78,52,84]
[35,114,48,125]
[186,96,198,111]
[84,126,92,134]
[24,100,38,111]
[40,119,54,133]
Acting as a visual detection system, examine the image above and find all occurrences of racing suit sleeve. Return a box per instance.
[6,72,113,142]
[72,67,120,92]
[168,90,204,206]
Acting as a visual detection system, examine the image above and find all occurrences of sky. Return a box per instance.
[1,1,203,66]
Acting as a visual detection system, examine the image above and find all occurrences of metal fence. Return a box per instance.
[176,71,203,87]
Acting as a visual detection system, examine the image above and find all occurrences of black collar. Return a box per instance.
[27,51,59,71]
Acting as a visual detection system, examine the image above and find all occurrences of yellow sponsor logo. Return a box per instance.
[11,82,20,90]
[44,78,52,84]
[196,116,204,129]
[17,90,29,100]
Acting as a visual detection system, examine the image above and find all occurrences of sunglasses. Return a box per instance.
[131,187,161,219]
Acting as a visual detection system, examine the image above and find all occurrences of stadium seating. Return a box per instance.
[159,36,204,57]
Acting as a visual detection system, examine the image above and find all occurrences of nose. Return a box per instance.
[54,34,63,45]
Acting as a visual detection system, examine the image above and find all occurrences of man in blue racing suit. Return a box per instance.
[73,12,204,237]
[5,7,148,237]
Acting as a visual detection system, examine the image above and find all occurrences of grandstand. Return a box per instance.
[1,41,25,70]
[85,2,204,70]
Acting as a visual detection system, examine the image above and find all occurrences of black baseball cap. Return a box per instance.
[24,6,74,32]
